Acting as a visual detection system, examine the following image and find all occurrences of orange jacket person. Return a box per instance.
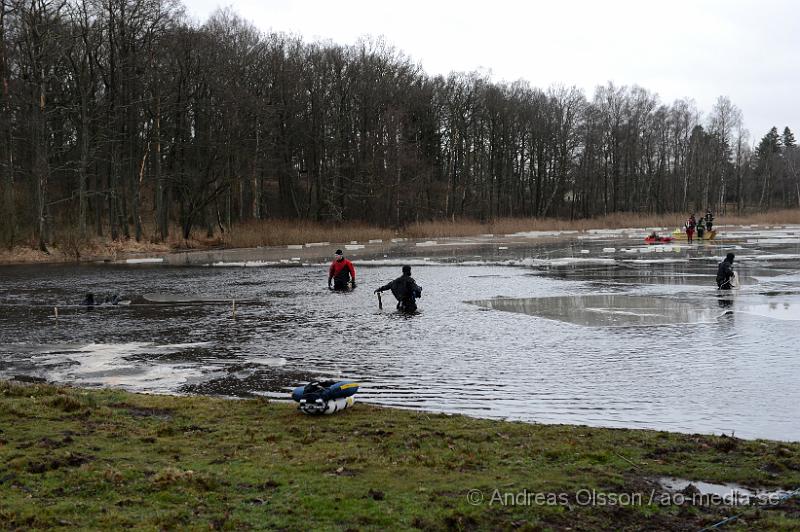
[328,249,356,290]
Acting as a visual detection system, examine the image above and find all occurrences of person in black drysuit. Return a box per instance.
[374,265,422,313]
[696,217,706,239]
[716,253,736,289]
[705,209,714,231]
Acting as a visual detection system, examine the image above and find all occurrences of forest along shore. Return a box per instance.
[1,380,799,530]
[1,210,799,266]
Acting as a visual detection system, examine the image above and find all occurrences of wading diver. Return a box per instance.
[716,253,736,289]
[374,265,422,313]
[328,249,356,291]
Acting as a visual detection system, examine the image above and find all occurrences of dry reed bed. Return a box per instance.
[223,209,800,247]
[2,209,799,264]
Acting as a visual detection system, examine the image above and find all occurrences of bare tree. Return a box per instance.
[1,5,792,248]
[0,0,15,247]
[708,96,742,213]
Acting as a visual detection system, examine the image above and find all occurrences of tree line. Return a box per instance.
[1,0,798,251]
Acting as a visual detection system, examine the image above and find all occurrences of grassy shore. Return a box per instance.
[1,381,798,530]
[2,209,799,265]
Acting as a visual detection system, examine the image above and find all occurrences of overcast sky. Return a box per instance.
[181,0,798,142]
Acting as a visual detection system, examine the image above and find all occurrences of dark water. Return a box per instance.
[1,225,799,441]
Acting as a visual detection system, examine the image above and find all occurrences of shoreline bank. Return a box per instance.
[2,210,799,266]
[1,380,798,529]
[1,221,797,269]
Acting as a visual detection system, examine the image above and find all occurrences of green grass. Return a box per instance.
[1,380,798,530]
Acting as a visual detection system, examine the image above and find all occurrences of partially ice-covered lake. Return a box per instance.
[1,224,799,440]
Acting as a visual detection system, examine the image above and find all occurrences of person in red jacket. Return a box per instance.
[328,249,356,290]
[685,213,697,244]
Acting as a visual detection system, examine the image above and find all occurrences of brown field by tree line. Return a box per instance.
[2,209,798,264]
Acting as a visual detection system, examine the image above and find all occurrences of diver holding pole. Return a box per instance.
[374,265,422,313]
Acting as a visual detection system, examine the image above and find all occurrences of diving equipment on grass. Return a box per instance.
[291,380,360,415]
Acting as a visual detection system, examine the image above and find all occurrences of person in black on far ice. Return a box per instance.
[374,265,422,312]
[716,253,736,289]
[705,209,714,231]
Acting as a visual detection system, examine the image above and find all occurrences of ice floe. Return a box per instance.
[125,257,164,264]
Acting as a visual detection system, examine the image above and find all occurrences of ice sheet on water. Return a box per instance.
[746,238,800,245]
[714,225,799,240]
[734,301,800,321]
[459,257,618,268]
[536,257,618,267]
[332,256,621,269]
[505,230,580,238]
[623,259,688,264]
[585,228,632,235]
[314,258,448,267]
[125,257,164,264]
[211,261,281,267]
[244,357,287,367]
[29,342,213,389]
[754,272,800,283]
[741,254,800,262]
[467,295,722,326]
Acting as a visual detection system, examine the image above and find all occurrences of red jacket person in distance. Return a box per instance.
[328,249,356,290]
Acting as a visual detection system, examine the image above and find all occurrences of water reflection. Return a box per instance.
[736,301,800,321]
[717,297,734,309]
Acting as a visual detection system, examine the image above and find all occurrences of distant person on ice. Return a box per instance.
[374,265,422,313]
[328,249,356,290]
[696,217,706,239]
[685,214,697,244]
[716,253,736,289]
[705,209,714,231]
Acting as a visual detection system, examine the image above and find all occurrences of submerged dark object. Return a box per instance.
[291,380,359,415]
[82,292,124,306]
[329,281,355,292]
